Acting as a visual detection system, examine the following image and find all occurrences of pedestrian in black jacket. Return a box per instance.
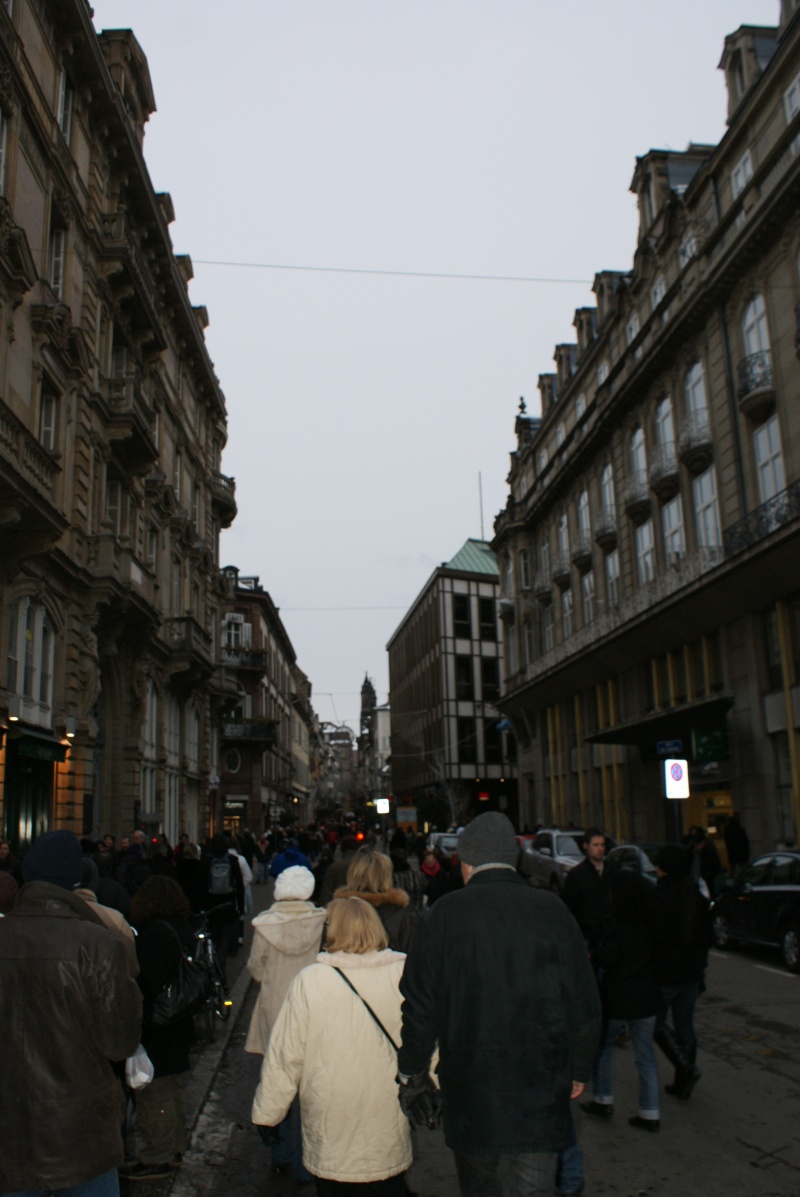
[563,828,611,952]
[653,844,712,1099]
[399,812,600,1197]
[124,876,196,1182]
[582,869,662,1132]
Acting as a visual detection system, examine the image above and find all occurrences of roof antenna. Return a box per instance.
[478,472,485,541]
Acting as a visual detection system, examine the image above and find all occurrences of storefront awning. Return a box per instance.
[584,693,735,749]
[7,727,69,762]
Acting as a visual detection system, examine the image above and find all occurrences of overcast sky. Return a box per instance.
[92,0,778,731]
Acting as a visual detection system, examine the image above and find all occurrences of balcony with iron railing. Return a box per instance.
[621,471,652,524]
[512,546,723,686]
[533,572,552,601]
[101,372,158,471]
[723,481,800,557]
[648,442,680,501]
[551,550,572,589]
[220,647,268,670]
[678,411,714,474]
[570,531,593,572]
[211,470,237,527]
[593,508,618,549]
[222,718,277,745]
[737,349,775,421]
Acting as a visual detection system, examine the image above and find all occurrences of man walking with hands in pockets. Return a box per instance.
[397,812,600,1197]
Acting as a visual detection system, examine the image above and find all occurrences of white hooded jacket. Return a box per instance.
[252,949,412,1183]
[244,899,326,1054]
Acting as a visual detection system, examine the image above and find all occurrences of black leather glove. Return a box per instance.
[397,1071,443,1130]
[255,1124,282,1148]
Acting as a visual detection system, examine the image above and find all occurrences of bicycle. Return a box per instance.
[191,905,234,1041]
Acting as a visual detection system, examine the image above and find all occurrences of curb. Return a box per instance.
[180,966,253,1145]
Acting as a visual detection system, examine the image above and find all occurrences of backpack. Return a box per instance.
[209,856,233,895]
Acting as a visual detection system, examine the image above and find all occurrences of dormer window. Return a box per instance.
[626,314,640,345]
[730,150,753,199]
[57,66,73,142]
[651,276,666,311]
[679,233,697,267]
[784,73,800,122]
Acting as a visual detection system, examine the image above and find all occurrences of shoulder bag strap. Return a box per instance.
[332,966,399,1053]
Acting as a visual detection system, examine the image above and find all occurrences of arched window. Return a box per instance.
[655,397,674,447]
[685,362,708,417]
[742,295,770,356]
[6,598,56,726]
[630,428,647,476]
[601,464,616,516]
[578,490,591,537]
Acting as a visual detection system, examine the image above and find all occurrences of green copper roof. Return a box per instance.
[445,538,498,576]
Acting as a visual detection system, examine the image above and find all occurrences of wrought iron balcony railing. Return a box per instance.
[723,481,800,558]
[737,350,775,420]
[678,412,714,474]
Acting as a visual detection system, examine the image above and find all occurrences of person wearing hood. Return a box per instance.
[245,866,326,1055]
[335,850,420,952]
[245,865,326,1182]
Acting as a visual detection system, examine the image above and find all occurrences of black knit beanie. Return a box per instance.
[458,812,518,868]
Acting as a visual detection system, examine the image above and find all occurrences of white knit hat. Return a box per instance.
[274,865,315,901]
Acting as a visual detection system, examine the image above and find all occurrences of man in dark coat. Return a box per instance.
[0,830,142,1195]
[398,812,600,1197]
[562,827,610,953]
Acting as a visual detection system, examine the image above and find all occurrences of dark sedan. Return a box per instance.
[710,851,800,973]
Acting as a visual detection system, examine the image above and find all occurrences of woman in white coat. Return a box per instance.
[252,896,412,1195]
[245,865,326,1181]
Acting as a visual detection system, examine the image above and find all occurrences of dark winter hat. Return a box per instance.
[458,812,518,869]
[0,870,18,913]
[80,856,100,892]
[22,830,83,890]
[655,844,691,878]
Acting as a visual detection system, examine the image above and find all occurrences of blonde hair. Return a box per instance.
[345,850,393,895]
[325,896,388,954]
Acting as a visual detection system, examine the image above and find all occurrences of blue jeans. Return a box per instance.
[272,1097,313,1184]
[2,1167,119,1197]
[593,1016,660,1119]
[657,982,699,1048]
[556,1110,583,1194]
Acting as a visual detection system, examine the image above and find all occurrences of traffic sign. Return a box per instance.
[664,758,690,800]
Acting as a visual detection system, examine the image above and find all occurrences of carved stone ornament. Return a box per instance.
[0,62,14,113]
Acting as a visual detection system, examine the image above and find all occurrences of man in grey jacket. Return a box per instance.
[398,812,600,1197]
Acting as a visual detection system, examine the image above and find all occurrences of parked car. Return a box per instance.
[605,843,659,885]
[522,829,614,892]
[605,843,711,899]
[710,851,800,973]
[426,832,461,863]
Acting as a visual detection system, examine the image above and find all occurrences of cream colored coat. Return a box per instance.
[244,899,326,1054]
[252,949,412,1183]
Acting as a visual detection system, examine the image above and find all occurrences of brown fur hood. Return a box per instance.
[332,886,410,909]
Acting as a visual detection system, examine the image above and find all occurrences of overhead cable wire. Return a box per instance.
[192,258,593,285]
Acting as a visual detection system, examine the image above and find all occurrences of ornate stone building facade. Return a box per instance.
[217,570,304,834]
[493,3,800,855]
[0,1,237,846]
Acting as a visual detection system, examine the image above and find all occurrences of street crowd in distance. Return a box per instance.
[0,812,728,1197]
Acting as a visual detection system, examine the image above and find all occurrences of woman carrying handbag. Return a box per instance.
[252,896,436,1195]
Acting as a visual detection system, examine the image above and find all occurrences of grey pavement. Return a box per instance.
[146,882,800,1197]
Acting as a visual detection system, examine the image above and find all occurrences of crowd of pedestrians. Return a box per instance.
[0,812,722,1197]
